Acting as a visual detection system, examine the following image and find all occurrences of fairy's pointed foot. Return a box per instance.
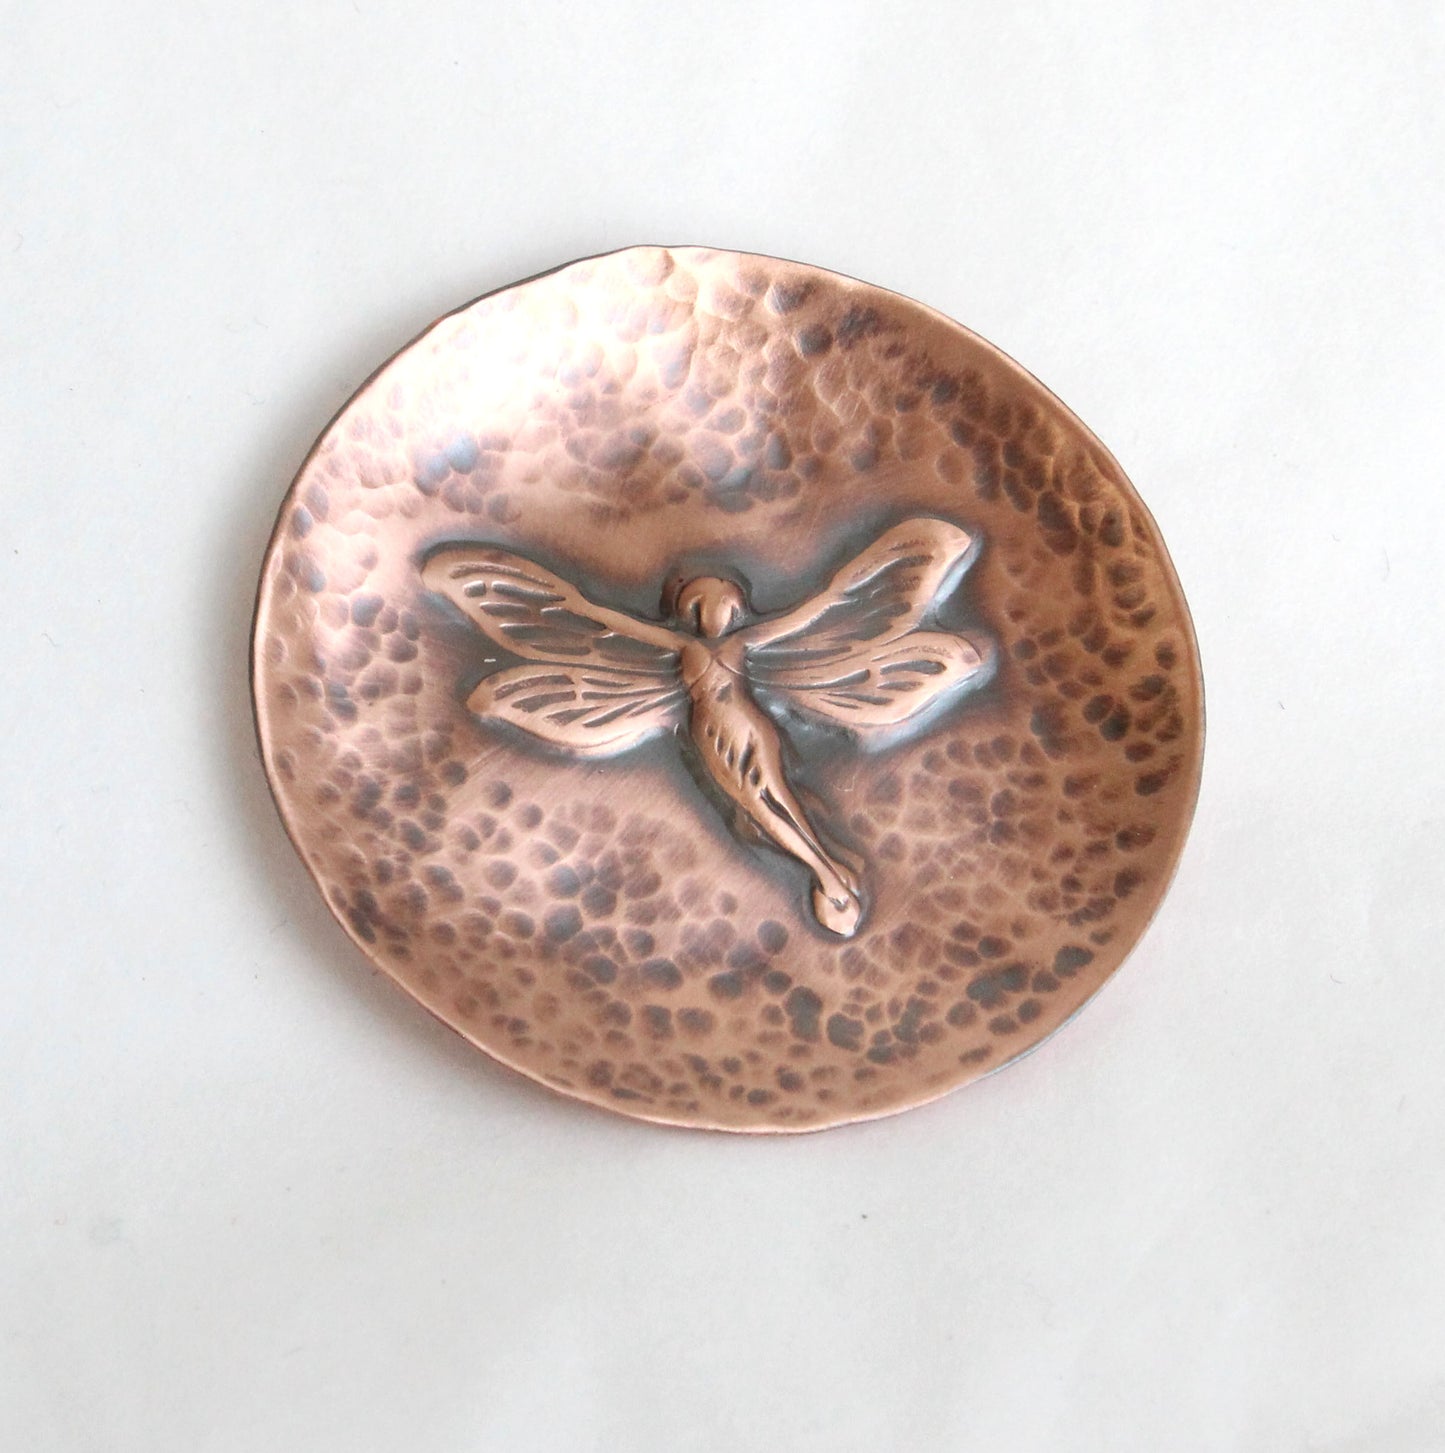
[812,882,863,937]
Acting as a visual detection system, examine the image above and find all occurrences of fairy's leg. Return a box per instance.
[689,682,862,936]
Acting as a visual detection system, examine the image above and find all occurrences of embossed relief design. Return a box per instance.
[423,519,993,938]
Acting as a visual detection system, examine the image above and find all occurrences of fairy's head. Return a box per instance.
[664,575,748,639]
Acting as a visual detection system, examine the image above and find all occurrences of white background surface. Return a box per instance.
[3,3,1443,1449]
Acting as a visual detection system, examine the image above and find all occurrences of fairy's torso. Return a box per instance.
[679,634,748,698]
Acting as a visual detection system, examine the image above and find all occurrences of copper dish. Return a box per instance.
[251,246,1203,1132]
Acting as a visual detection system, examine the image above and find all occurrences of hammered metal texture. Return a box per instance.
[251,246,1203,1132]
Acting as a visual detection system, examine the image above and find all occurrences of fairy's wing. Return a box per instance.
[423,545,684,666]
[423,545,687,754]
[465,662,688,754]
[740,518,989,733]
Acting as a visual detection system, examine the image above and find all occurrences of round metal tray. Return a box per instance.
[251,246,1203,1132]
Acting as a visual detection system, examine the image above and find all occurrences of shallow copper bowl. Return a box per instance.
[251,246,1203,1132]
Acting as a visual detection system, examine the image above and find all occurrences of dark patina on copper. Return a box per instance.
[251,246,1203,1132]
